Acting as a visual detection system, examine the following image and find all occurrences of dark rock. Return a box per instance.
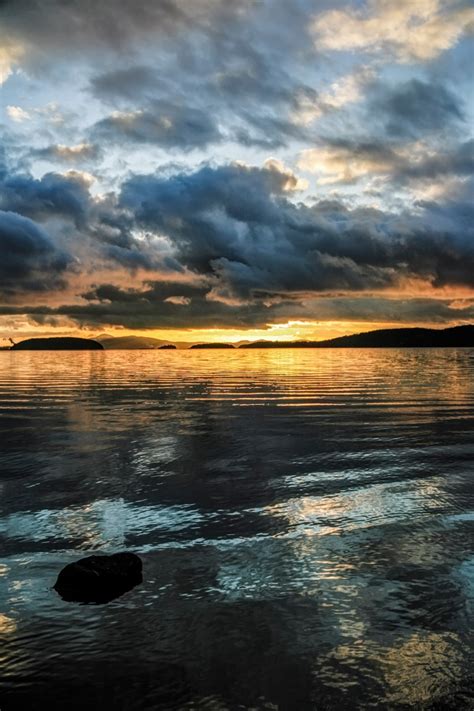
[54,552,142,603]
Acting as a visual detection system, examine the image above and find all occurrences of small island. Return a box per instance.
[10,337,104,351]
[190,343,235,349]
[159,344,177,349]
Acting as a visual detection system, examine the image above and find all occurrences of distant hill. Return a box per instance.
[98,336,169,349]
[240,325,474,348]
[190,343,235,349]
[11,337,103,350]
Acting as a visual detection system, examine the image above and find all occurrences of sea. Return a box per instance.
[0,348,473,710]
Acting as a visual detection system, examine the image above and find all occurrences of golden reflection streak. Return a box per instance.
[321,632,463,705]
[0,613,17,635]
[382,632,464,705]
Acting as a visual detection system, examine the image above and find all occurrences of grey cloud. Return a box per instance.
[400,139,474,181]
[81,281,209,304]
[0,170,92,228]
[374,79,464,138]
[3,157,473,319]
[301,296,474,325]
[1,293,473,332]
[0,1,253,68]
[89,67,167,102]
[0,210,72,298]
[120,162,474,298]
[0,165,175,273]
[81,3,322,150]
[317,137,474,184]
[91,104,222,150]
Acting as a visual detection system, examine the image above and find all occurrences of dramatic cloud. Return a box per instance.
[120,162,474,299]
[0,169,93,228]
[0,211,71,298]
[1,0,473,337]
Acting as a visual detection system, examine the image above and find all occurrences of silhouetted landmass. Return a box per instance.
[190,343,235,349]
[159,344,177,349]
[99,336,167,349]
[240,325,474,348]
[11,337,104,350]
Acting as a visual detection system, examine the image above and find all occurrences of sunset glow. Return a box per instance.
[0,0,472,344]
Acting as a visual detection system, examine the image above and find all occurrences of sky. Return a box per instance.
[0,0,473,344]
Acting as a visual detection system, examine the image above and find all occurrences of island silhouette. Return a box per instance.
[239,325,474,348]
[190,343,236,349]
[10,337,103,350]
[6,325,473,351]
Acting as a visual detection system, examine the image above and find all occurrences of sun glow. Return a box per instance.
[95,319,468,345]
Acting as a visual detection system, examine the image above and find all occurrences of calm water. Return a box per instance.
[0,349,473,710]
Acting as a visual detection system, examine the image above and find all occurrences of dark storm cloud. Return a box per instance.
[1,294,473,332]
[0,164,178,273]
[0,170,92,228]
[120,162,474,297]
[0,286,295,330]
[91,104,222,150]
[2,156,473,319]
[0,210,71,298]
[373,79,464,138]
[81,281,209,304]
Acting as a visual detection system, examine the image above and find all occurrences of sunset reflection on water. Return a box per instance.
[0,348,473,709]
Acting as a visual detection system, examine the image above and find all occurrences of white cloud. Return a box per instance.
[0,42,24,85]
[312,0,474,62]
[297,142,430,185]
[293,65,377,125]
[6,105,31,122]
[298,146,393,184]
[164,295,191,305]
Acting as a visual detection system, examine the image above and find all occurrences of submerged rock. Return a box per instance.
[54,552,142,603]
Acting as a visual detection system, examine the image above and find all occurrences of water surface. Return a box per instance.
[0,349,473,709]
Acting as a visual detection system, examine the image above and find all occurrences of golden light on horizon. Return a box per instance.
[1,316,473,348]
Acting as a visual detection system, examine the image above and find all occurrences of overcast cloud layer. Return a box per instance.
[1,0,473,338]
